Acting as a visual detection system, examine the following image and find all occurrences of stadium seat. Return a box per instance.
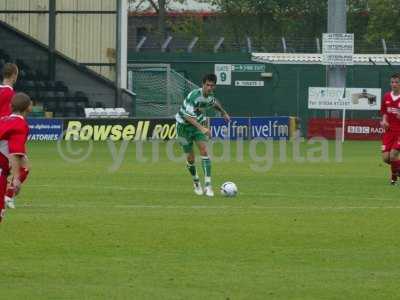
[115,108,129,118]
[84,108,97,118]
[43,99,59,112]
[24,69,37,80]
[0,48,111,117]
[46,81,56,91]
[84,107,129,118]
[75,103,85,117]
[74,91,89,103]
[55,81,68,93]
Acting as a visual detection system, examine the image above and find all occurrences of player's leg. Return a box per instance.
[0,155,10,223]
[177,123,202,195]
[5,157,29,209]
[0,175,6,223]
[195,139,213,197]
[382,151,396,184]
[186,151,203,195]
[382,131,397,184]
[389,135,400,184]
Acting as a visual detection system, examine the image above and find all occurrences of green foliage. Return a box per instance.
[200,0,327,44]
[132,0,400,51]
[185,0,399,51]
[366,0,400,43]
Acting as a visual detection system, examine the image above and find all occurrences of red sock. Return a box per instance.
[5,185,15,198]
[393,160,400,174]
[19,167,29,183]
[5,168,29,198]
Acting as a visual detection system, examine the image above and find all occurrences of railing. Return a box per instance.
[131,35,400,54]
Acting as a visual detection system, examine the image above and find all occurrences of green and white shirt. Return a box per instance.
[175,88,216,125]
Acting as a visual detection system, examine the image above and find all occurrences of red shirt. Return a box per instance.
[0,85,15,117]
[381,92,400,132]
[0,114,29,158]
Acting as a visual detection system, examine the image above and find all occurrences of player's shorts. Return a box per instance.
[176,123,208,153]
[382,130,400,152]
[0,153,9,223]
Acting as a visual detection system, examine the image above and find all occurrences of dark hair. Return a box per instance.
[391,73,400,80]
[11,93,31,113]
[202,74,217,84]
[2,63,18,79]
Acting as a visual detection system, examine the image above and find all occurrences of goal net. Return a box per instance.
[127,64,200,118]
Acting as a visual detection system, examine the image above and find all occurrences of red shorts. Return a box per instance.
[382,131,400,152]
[0,153,9,223]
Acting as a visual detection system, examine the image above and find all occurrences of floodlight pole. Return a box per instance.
[48,0,56,81]
[116,0,128,106]
[328,0,347,142]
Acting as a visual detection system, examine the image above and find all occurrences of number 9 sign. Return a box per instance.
[214,64,232,85]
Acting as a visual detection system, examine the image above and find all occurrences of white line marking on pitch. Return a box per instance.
[17,204,400,210]
[25,184,398,202]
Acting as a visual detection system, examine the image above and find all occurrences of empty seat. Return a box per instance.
[84,107,129,118]
[84,108,96,117]
[43,100,59,112]
[55,81,68,92]
[46,81,56,91]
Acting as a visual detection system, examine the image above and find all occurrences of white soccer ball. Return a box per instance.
[220,182,238,197]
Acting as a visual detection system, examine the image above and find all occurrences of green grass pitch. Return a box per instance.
[1,140,400,299]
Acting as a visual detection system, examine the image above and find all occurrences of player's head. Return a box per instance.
[391,73,400,93]
[202,74,217,96]
[11,93,32,115]
[2,63,19,84]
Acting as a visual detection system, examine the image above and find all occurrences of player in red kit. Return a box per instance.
[0,63,27,209]
[381,73,400,185]
[0,93,32,223]
[0,63,18,117]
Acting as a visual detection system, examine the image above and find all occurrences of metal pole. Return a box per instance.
[382,38,387,54]
[328,0,347,141]
[166,64,171,116]
[281,37,287,53]
[327,0,346,88]
[296,68,300,117]
[316,37,321,53]
[246,37,252,53]
[48,0,56,81]
[341,108,346,142]
[187,37,199,53]
[161,36,173,52]
[213,37,224,53]
[136,36,147,52]
[116,0,128,106]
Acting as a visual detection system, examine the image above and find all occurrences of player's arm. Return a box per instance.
[184,115,210,137]
[7,124,29,194]
[9,154,24,195]
[380,97,389,129]
[382,114,389,128]
[213,100,230,123]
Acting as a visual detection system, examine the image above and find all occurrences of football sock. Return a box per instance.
[19,167,29,183]
[391,163,398,181]
[391,160,400,176]
[201,156,211,186]
[6,167,29,198]
[186,161,199,182]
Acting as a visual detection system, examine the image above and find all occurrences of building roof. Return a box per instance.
[128,0,219,14]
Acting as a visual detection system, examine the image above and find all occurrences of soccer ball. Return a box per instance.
[220,182,238,197]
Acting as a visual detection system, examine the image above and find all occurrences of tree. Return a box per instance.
[365,0,400,44]
[199,0,327,48]
[128,0,186,38]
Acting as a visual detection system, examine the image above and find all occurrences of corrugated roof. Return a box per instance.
[128,0,219,13]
